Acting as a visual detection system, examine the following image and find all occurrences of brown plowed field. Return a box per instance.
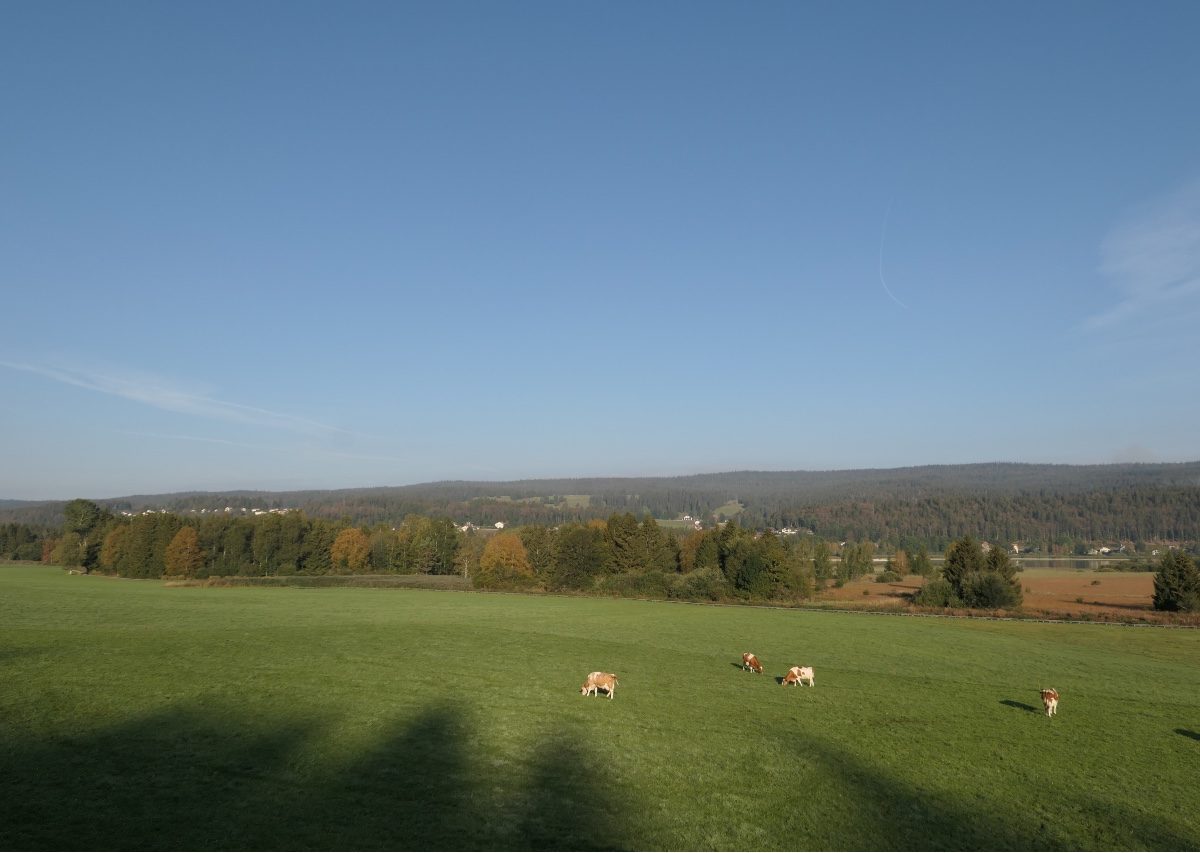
[816,569,1157,619]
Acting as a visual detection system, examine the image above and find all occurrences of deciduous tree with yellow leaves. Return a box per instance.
[164,526,203,578]
[331,527,371,574]
[479,532,533,583]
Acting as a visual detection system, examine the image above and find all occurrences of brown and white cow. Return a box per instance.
[741,652,764,674]
[580,671,619,699]
[782,665,815,687]
[580,671,604,696]
[1040,688,1059,717]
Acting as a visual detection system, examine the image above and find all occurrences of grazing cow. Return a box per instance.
[580,671,604,696]
[742,653,764,674]
[782,665,815,687]
[581,671,619,699]
[1040,688,1059,717]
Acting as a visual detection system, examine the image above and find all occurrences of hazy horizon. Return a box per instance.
[5,458,1200,504]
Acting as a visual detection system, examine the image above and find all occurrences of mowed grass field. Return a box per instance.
[2,564,1199,850]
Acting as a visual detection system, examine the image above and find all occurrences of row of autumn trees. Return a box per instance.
[38,499,1200,611]
[48,500,461,579]
[467,518,937,602]
[45,499,918,600]
[470,516,818,599]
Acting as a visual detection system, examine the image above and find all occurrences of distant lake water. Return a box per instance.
[1015,558,1130,571]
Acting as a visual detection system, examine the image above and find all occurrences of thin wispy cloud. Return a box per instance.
[2,361,346,436]
[118,430,266,449]
[305,446,415,465]
[1089,178,1200,329]
[118,429,414,466]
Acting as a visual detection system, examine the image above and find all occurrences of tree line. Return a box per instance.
[23,498,1198,614]
[0,523,43,561]
[38,500,900,602]
[47,501,463,579]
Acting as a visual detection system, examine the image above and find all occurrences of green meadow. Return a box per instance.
[2,563,1198,850]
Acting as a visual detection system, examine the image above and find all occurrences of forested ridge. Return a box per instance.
[3,462,1199,549]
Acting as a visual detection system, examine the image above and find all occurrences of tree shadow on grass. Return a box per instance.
[1177,728,1200,742]
[0,701,634,851]
[272,703,481,850]
[273,704,636,849]
[1069,791,1200,850]
[0,644,54,665]
[1000,699,1041,714]
[0,704,322,850]
[506,729,634,851]
[787,735,1200,850]
[795,736,1045,850]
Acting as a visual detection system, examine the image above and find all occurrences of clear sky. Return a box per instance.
[2,1,1199,500]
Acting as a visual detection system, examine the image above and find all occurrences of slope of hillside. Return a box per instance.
[4,463,1199,547]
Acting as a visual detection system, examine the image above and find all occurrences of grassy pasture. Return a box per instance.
[2,563,1199,850]
[713,499,744,518]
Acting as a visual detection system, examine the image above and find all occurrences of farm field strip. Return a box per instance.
[819,567,1171,621]
[2,563,1198,850]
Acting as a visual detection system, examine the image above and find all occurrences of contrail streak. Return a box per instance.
[0,360,347,436]
[878,201,911,310]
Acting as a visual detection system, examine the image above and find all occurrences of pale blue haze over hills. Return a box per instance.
[2,1,1199,500]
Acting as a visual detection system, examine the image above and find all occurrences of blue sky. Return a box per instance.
[2,1,1199,500]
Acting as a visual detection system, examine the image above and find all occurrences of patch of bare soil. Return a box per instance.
[812,570,1190,624]
[1015,572,1154,617]
[816,576,924,603]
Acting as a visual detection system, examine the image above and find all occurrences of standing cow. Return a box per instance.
[741,652,764,674]
[581,671,619,699]
[1040,688,1059,717]
[782,665,815,687]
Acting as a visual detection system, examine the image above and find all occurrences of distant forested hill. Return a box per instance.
[4,462,1199,548]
